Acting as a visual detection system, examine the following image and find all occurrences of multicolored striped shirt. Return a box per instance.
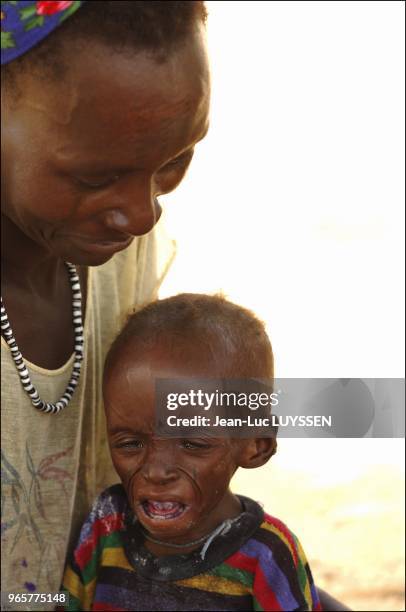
[62,484,322,611]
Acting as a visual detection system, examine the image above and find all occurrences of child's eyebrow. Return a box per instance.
[108,426,149,436]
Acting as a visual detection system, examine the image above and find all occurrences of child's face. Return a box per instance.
[103,343,249,546]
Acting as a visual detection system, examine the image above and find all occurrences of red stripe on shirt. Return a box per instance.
[75,513,125,570]
[263,514,299,566]
[93,602,126,611]
[253,562,283,611]
[225,550,257,573]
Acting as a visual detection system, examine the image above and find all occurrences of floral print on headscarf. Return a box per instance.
[1,1,85,65]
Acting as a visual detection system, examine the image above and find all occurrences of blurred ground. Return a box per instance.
[231,439,405,612]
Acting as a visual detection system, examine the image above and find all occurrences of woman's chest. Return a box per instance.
[1,267,87,370]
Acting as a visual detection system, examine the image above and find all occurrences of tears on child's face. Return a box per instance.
[103,344,243,544]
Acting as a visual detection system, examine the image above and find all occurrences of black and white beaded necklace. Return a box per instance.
[0,262,84,415]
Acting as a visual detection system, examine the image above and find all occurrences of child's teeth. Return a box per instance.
[143,500,186,519]
[151,501,177,510]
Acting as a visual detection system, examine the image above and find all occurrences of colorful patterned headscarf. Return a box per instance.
[1,1,86,65]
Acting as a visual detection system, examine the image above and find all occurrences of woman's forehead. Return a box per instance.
[12,27,209,109]
[7,34,210,166]
[72,31,209,106]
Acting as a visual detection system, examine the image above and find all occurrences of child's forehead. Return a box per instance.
[112,331,269,383]
[107,337,228,383]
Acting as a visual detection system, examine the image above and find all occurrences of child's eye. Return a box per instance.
[116,439,144,450]
[181,440,211,450]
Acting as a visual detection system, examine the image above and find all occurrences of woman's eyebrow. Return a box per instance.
[159,121,210,160]
[160,123,209,161]
[56,123,209,173]
[61,162,135,175]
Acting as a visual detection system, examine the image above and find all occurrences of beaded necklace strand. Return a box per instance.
[1,262,84,415]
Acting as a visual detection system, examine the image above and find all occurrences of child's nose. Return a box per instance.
[141,446,179,485]
[143,463,177,485]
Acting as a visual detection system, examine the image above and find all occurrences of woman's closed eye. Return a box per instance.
[159,150,194,172]
[72,150,194,193]
[75,174,121,190]
[154,150,195,195]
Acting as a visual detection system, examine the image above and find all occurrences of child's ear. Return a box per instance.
[238,437,277,469]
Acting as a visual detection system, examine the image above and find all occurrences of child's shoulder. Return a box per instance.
[65,485,132,602]
[94,482,128,508]
[75,483,129,547]
[234,504,320,612]
[260,511,299,543]
[258,512,302,559]
[239,499,303,565]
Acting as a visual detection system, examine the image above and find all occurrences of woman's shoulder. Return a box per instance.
[89,220,176,337]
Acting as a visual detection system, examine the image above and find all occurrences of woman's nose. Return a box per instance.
[101,180,162,236]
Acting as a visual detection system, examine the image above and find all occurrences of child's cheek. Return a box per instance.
[125,463,143,488]
[111,455,139,490]
[122,468,143,511]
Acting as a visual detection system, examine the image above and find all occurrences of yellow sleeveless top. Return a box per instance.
[1,219,175,605]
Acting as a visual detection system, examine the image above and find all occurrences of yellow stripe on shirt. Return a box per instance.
[261,521,297,564]
[63,565,96,611]
[101,546,134,572]
[176,572,251,596]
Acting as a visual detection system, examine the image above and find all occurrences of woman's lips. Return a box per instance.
[69,234,134,255]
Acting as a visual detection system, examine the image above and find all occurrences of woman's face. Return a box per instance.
[1,27,210,265]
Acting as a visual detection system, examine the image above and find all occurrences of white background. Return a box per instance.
[159,3,405,606]
[160,0,405,379]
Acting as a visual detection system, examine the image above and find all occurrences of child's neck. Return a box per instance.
[143,492,242,557]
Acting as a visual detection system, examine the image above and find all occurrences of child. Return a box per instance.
[62,294,322,611]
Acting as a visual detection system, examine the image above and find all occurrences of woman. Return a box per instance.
[1,0,210,599]
[1,2,349,610]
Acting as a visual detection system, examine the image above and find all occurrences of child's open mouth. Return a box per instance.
[141,500,187,520]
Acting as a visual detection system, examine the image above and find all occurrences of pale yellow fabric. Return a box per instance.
[1,220,175,606]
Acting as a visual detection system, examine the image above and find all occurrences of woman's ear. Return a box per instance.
[238,437,277,469]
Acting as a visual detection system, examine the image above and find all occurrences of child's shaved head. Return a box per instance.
[105,293,274,380]
[103,294,276,554]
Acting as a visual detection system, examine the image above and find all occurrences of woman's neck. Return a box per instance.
[1,213,62,291]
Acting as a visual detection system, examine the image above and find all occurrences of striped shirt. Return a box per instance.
[62,484,322,611]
